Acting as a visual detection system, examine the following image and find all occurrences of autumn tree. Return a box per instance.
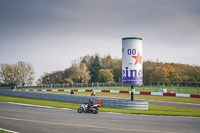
[50,71,64,84]
[113,59,122,82]
[35,78,42,85]
[16,61,35,86]
[0,61,35,86]
[162,64,177,81]
[67,64,80,83]
[63,63,91,83]
[38,54,200,85]
[97,69,114,83]
[80,55,93,68]
[41,72,52,84]
[0,64,17,86]
[79,63,91,83]
[143,60,155,82]
[150,69,169,83]
[63,78,74,84]
[101,54,114,69]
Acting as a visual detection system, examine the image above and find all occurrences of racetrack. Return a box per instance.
[148,100,200,108]
[0,102,200,133]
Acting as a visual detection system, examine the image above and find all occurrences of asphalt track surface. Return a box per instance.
[0,102,200,133]
[148,100,200,108]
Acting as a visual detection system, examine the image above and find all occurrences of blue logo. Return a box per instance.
[122,67,143,84]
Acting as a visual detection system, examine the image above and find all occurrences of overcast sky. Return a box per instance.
[0,0,200,81]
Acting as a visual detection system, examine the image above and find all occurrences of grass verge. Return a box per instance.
[0,95,200,117]
[0,130,10,133]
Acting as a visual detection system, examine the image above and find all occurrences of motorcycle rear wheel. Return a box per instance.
[78,107,83,113]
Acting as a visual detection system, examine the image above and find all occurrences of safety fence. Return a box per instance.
[18,89,200,98]
[13,82,200,89]
[1,82,199,95]
[0,90,148,110]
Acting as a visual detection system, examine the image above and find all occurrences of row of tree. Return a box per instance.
[37,54,200,85]
[0,61,35,86]
[143,61,200,84]
[37,55,119,85]
[1,55,199,87]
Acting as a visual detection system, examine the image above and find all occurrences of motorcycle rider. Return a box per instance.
[88,99,94,109]
[91,89,95,96]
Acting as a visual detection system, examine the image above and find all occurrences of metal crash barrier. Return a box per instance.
[0,90,148,110]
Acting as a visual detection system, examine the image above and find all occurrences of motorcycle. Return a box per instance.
[91,91,96,96]
[78,103,100,114]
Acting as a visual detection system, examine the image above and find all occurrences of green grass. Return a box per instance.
[33,91,200,104]
[0,95,200,117]
[0,130,11,133]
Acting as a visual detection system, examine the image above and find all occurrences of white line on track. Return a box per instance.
[6,102,74,110]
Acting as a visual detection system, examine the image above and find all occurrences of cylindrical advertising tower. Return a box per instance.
[122,37,143,86]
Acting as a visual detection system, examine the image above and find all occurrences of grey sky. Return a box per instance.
[0,0,200,81]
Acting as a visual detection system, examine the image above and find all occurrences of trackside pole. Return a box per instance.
[122,37,143,101]
[131,86,134,101]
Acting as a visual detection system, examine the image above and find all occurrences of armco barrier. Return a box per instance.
[151,92,163,96]
[0,90,148,110]
[110,90,119,93]
[163,93,176,97]
[190,94,200,98]
[101,90,110,93]
[102,99,148,109]
[176,93,190,97]
[119,91,129,93]
[140,92,151,95]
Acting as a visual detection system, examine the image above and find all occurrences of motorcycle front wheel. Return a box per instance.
[92,107,99,114]
[78,107,83,113]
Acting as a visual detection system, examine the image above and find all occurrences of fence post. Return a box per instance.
[171,84,173,93]
[131,86,134,101]
[177,84,179,93]
[150,83,152,92]
[185,84,187,94]
[97,82,99,89]
[143,84,144,92]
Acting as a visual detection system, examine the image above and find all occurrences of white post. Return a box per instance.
[171,84,173,93]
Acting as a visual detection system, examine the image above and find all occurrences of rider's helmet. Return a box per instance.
[89,99,93,102]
